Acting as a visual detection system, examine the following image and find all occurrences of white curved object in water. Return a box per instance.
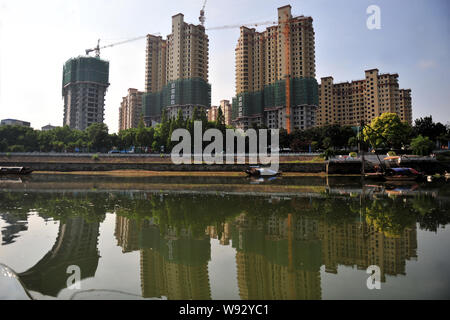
[0,264,32,300]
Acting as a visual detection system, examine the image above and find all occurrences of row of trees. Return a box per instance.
[0,110,448,155]
[0,106,229,153]
[276,113,449,155]
[362,113,449,155]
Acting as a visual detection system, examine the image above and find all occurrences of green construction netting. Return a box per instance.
[62,57,109,92]
[232,77,319,120]
[231,228,322,272]
[143,78,211,119]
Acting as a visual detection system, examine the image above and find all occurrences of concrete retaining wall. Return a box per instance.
[0,161,326,173]
[1,158,446,174]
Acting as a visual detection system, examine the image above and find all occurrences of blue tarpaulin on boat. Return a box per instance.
[391,168,411,172]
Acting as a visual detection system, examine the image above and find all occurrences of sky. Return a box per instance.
[0,0,448,133]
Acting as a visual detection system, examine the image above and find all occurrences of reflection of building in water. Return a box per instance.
[206,222,232,246]
[114,217,212,300]
[115,216,139,253]
[19,217,100,297]
[232,213,322,300]
[139,220,211,300]
[319,221,417,282]
[231,212,418,299]
[0,213,28,245]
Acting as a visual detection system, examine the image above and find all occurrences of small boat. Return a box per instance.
[384,167,423,181]
[0,167,33,175]
[365,167,423,181]
[245,166,281,177]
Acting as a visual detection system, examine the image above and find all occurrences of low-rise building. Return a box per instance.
[0,119,31,127]
[41,124,58,131]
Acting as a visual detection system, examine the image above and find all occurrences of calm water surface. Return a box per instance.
[0,174,449,300]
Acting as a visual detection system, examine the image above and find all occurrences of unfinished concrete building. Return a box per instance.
[143,13,211,126]
[62,56,109,131]
[232,5,318,131]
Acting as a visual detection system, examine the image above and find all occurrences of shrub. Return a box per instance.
[387,151,397,157]
[92,153,100,161]
[8,145,25,153]
[349,152,357,158]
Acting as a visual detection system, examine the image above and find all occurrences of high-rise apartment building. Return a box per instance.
[143,13,211,126]
[232,5,319,131]
[399,89,413,125]
[207,106,218,122]
[118,88,144,131]
[317,69,413,127]
[220,100,232,126]
[62,56,109,131]
[207,101,232,125]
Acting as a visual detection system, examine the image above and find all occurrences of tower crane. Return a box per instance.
[199,0,207,26]
[207,20,276,31]
[85,33,161,57]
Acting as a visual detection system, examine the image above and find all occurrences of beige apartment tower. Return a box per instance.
[207,106,219,122]
[318,69,413,127]
[143,13,211,126]
[118,88,144,131]
[232,5,318,131]
[399,89,413,125]
[220,100,232,126]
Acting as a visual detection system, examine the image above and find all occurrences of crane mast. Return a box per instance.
[199,0,207,26]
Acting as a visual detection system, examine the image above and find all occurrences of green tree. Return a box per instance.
[216,107,226,132]
[411,135,435,156]
[175,109,185,129]
[363,113,411,149]
[414,116,447,143]
[348,136,358,148]
[86,123,111,152]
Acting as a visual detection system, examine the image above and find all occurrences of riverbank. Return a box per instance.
[1,153,448,174]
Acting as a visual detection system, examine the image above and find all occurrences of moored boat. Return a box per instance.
[245,166,281,177]
[365,167,423,181]
[384,167,423,181]
[0,167,33,175]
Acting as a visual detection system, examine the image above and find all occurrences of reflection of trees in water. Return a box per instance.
[365,198,416,238]
[1,191,448,235]
[0,212,28,245]
[0,190,448,299]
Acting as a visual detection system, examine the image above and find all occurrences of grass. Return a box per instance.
[281,156,325,164]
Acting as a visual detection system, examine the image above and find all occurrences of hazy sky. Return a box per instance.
[0,0,448,133]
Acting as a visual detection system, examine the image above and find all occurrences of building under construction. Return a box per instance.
[143,13,211,126]
[232,5,319,131]
[62,56,110,131]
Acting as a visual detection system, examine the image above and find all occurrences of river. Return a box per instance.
[0,174,449,299]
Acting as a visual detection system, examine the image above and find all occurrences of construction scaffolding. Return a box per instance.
[143,77,211,119]
[232,77,319,120]
[62,57,109,94]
